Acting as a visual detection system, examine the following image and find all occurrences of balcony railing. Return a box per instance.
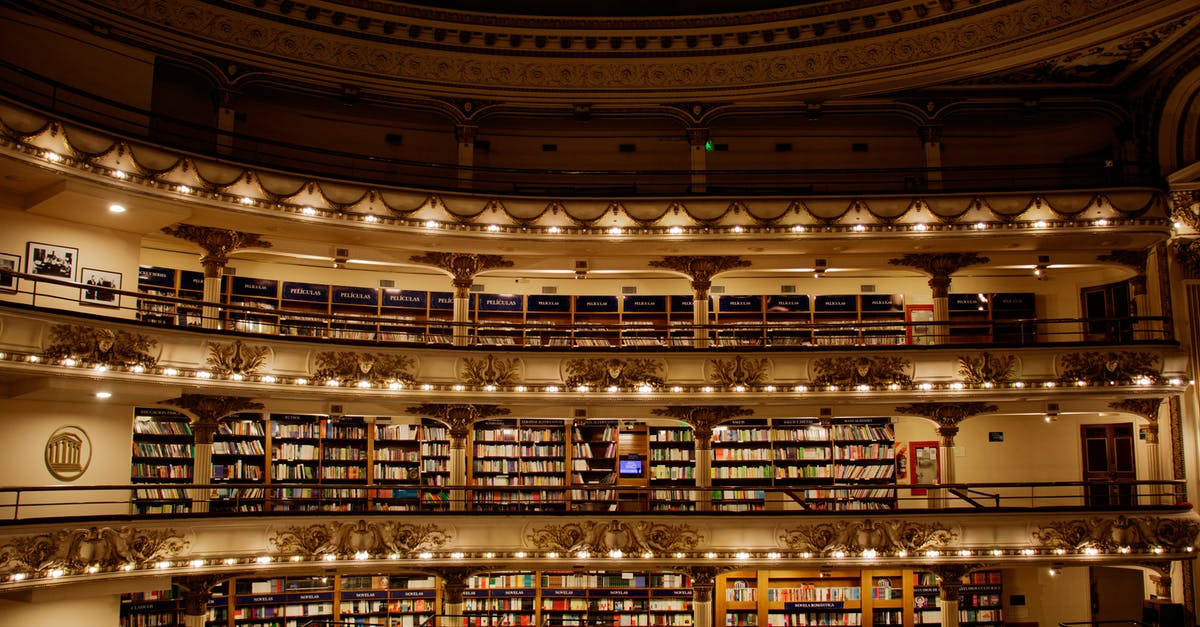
[0,480,1187,522]
[0,271,1176,350]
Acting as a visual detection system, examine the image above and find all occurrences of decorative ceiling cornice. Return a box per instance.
[526,520,702,555]
[460,354,521,387]
[1033,515,1199,552]
[43,324,158,369]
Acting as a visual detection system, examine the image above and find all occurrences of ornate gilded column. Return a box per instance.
[687,128,710,193]
[919,125,944,189]
[409,404,510,511]
[653,406,753,512]
[162,225,273,330]
[649,256,751,348]
[1110,398,1166,503]
[158,395,264,513]
[1169,396,1187,502]
[455,124,478,189]
[429,567,472,619]
[683,567,719,627]
[410,253,514,346]
[896,403,996,506]
[930,565,976,627]
[1098,249,1152,339]
[888,253,989,344]
[174,575,230,627]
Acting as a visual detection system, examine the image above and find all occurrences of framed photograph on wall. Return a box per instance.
[79,267,121,307]
[26,242,78,279]
[0,252,18,293]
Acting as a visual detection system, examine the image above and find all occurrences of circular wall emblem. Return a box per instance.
[45,426,92,481]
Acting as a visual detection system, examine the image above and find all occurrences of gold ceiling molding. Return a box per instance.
[811,355,912,387]
[707,355,770,387]
[0,526,188,574]
[460,354,521,386]
[525,520,702,555]
[1032,516,1200,552]
[956,352,1018,385]
[270,520,450,558]
[311,351,416,386]
[563,358,664,388]
[1056,350,1161,384]
[206,339,270,376]
[779,519,957,555]
[43,324,158,368]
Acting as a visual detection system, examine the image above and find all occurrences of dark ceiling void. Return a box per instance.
[393,0,823,17]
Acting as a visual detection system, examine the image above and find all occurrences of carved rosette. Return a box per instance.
[311,351,416,386]
[648,256,751,291]
[707,355,770,387]
[270,520,450,558]
[0,526,189,574]
[1033,516,1200,552]
[779,520,957,555]
[161,225,272,274]
[407,404,510,441]
[44,324,158,368]
[811,356,912,387]
[206,340,270,376]
[526,520,702,555]
[650,406,754,443]
[460,354,521,387]
[409,252,514,290]
[1057,351,1161,384]
[956,353,1017,385]
[563,358,664,389]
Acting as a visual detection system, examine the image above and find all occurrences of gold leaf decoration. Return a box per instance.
[811,355,912,387]
[957,352,1017,385]
[708,355,770,387]
[312,351,415,385]
[779,520,957,555]
[1033,516,1200,552]
[0,527,188,574]
[526,520,702,554]
[1057,351,1161,384]
[270,520,450,558]
[207,340,270,376]
[563,358,663,388]
[44,324,158,368]
[460,354,520,386]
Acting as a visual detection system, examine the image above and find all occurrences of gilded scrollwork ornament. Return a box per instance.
[0,526,189,574]
[957,352,1017,385]
[526,520,702,555]
[461,354,521,387]
[270,520,450,558]
[1032,516,1200,552]
[779,519,957,555]
[811,355,912,387]
[1057,351,1161,384]
[206,339,270,376]
[707,355,770,387]
[563,357,664,389]
[44,324,158,368]
[312,351,415,386]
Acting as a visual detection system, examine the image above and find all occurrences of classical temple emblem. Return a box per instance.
[780,520,957,555]
[312,351,415,385]
[460,354,521,387]
[563,358,664,388]
[270,520,450,558]
[44,324,157,368]
[1057,351,1161,384]
[811,356,912,387]
[1033,516,1200,552]
[957,352,1017,385]
[206,339,270,376]
[526,520,702,555]
[44,425,91,481]
[707,355,770,387]
[0,527,188,574]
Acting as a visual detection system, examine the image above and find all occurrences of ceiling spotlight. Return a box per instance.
[108,203,127,213]
[813,259,828,279]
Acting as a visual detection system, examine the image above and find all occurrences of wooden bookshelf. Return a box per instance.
[574,295,620,347]
[718,569,915,627]
[526,294,573,347]
[474,293,525,346]
[648,424,697,512]
[211,412,267,513]
[622,295,669,347]
[278,281,329,338]
[226,276,279,334]
[570,419,618,510]
[131,407,194,515]
[471,418,568,511]
[715,294,766,347]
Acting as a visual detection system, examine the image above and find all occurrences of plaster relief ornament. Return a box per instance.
[1033,516,1200,552]
[460,354,521,387]
[707,355,770,387]
[563,358,664,389]
[44,323,158,368]
[1057,351,1161,384]
[957,352,1018,385]
[270,520,450,558]
[526,520,702,555]
[312,351,415,386]
[0,526,188,574]
[811,355,912,387]
[206,339,270,376]
[780,520,957,555]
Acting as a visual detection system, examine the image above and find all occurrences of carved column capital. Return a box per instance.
[686,128,710,147]
[650,406,754,445]
[895,402,997,442]
[682,566,720,603]
[158,395,265,444]
[162,225,272,276]
[174,574,232,616]
[409,252,514,290]
[1109,398,1164,424]
[648,256,752,292]
[455,125,478,145]
[888,253,990,290]
[918,125,943,144]
[407,404,511,442]
[929,565,982,602]
[1170,191,1200,230]
[427,567,474,604]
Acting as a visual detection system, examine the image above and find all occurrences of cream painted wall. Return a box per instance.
[1004,566,1093,625]
[0,593,121,627]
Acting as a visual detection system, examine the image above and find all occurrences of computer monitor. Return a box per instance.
[618,455,644,478]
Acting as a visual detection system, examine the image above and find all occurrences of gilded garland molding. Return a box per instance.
[311,351,416,386]
[1056,350,1161,384]
[956,353,1018,385]
[0,526,189,574]
[270,520,450,558]
[707,355,771,387]
[43,324,158,368]
[811,355,912,387]
[460,354,521,387]
[206,339,270,376]
[1032,516,1200,552]
[525,520,703,555]
[779,520,957,555]
[563,358,664,388]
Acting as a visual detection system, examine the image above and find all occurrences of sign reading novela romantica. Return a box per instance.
[45,425,92,481]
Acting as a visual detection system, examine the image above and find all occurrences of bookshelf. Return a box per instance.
[269,414,323,512]
[471,419,568,511]
[320,416,369,511]
[211,412,267,513]
[715,295,765,347]
[120,583,228,627]
[136,266,177,325]
[718,570,913,627]
[570,419,618,510]
[379,289,433,342]
[949,293,1036,344]
[475,293,525,346]
[131,407,194,515]
[427,291,455,344]
[648,424,696,512]
[668,295,707,346]
[826,418,897,510]
[574,295,621,347]
[465,572,538,626]
[329,285,379,341]
[278,281,329,338]
[812,295,861,346]
[232,575,335,627]
[711,419,772,512]
[913,570,1003,627]
[371,419,423,511]
[227,276,279,334]
[766,295,812,346]
[338,574,438,627]
[860,294,906,346]
[622,295,669,347]
[525,294,573,347]
[771,419,832,487]
[420,419,451,509]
